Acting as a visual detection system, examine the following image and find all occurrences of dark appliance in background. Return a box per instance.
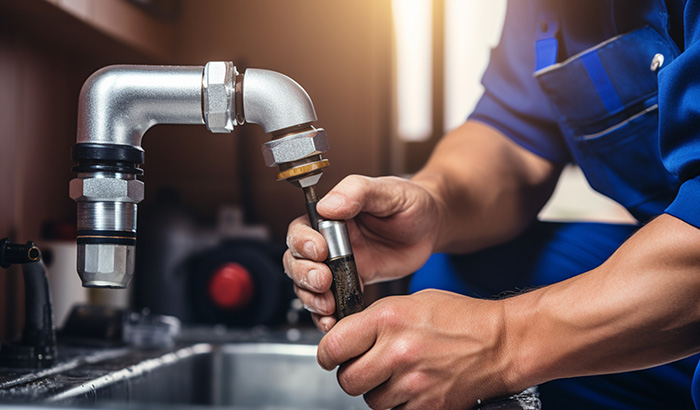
[134,189,295,327]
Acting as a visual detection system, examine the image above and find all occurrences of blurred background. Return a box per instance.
[0,0,632,342]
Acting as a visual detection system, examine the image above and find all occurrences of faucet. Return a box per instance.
[70,62,363,318]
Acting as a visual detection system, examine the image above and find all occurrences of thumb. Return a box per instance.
[317,175,408,220]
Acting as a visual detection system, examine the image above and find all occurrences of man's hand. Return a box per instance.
[283,121,559,331]
[316,215,700,410]
[283,175,445,331]
[317,290,516,410]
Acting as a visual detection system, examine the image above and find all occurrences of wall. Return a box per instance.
[0,0,175,339]
[0,0,395,338]
[0,0,394,244]
[0,28,85,339]
[142,0,393,240]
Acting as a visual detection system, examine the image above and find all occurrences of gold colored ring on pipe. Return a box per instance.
[276,160,330,181]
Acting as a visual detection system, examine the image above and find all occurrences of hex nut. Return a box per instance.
[261,128,329,167]
[70,177,144,203]
[77,243,134,288]
[203,61,235,133]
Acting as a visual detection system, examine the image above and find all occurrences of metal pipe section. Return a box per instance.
[242,69,317,133]
[317,220,353,259]
[73,65,205,288]
[72,62,323,289]
[317,220,365,319]
[77,65,205,147]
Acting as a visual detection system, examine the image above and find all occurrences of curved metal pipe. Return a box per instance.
[72,62,324,289]
[242,69,318,133]
[77,65,205,148]
[77,64,320,147]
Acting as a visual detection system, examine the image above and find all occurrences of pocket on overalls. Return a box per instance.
[535,26,680,220]
[577,102,679,217]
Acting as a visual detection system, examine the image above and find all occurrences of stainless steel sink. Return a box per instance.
[0,330,539,409]
[206,343,367,409]
[0,341,367,409]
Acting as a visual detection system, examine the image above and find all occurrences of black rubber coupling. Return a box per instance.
[72,143,144,174]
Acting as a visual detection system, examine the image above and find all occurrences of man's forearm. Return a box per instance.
[502,214,700,391]
[411,120,561,254]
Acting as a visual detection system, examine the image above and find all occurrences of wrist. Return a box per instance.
[500,291,551,393]
[409,172,452,252]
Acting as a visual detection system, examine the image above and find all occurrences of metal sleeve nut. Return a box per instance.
[261,128,329,167]
[77,243,134,288]
[203,61,236,133]
[70,178,145,203]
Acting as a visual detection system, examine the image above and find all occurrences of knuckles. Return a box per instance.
[402,371,430,395]
[376,302,403,328]
[308,292,335,316]
[285,230,307,259]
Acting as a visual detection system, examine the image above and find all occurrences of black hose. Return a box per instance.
[21,260,57,364]
[0,239,57,367]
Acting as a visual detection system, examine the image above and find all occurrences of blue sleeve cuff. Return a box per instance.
[665,176,700,229]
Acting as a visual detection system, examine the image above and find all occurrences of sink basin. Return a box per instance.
[0,341,366,409]
[0,330,539,409]
[206,343,367,409]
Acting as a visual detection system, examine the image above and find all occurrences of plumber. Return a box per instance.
[284,1,700,409]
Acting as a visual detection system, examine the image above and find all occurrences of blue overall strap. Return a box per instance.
[534,7,559,71]
[580,51,625,113]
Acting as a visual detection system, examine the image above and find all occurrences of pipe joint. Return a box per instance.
[241,68,318,133]
[203,61,238,133]
[73,62,323,288]
[77,65,205,148]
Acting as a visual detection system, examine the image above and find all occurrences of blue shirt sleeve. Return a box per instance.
[468,0,570,164]
[660,2,700,228]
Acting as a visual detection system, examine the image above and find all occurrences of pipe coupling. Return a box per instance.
[70,174,142,288]
[69,176,144,203]
[203,61,238,133]
[261,127,329,167]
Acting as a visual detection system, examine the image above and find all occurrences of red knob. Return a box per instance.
[208,262,254,310]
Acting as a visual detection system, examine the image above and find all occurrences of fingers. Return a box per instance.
[362,378,409,410]
[321,304,416,410]
[284,215,337,331]
[286,215,328,262]
[284,250,335,325]
[360,370,441,410]
[284,251,331,292]
[293,284,335,315]
[317,175,411,221]
[317,308,378,371]
[311,313,337,333]
[284,215,333,295]
[336,347,393,397]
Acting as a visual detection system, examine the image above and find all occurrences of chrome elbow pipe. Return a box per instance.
[75,63,317,147]
[242,68,317,133]
[77,65,205,147]
[71,62,321,288]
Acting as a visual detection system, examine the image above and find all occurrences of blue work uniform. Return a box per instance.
[410,0,700,408]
